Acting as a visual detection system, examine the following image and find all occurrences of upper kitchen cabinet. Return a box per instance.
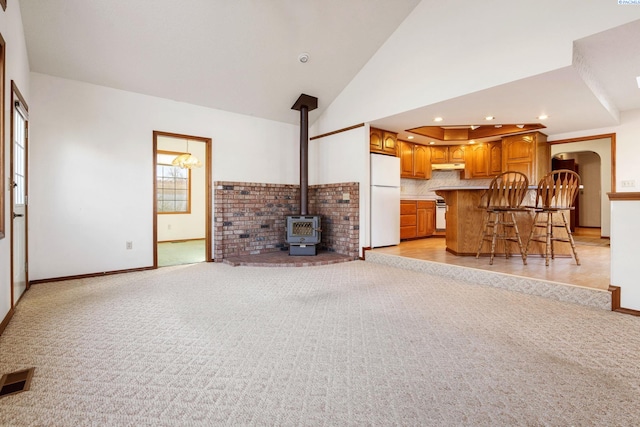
[370,127,398,156]
[463,140,502,179]
[414,145,431,179]
[430,145,466,164]
[430,146,448,164]
[448,145,466,163]
[502,132,549,184]
[400,140,431,179]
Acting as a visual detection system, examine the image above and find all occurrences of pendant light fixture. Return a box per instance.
[172,139,202,169]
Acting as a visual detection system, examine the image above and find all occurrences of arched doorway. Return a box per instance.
[552,151,601,230]
[550,134,614,237]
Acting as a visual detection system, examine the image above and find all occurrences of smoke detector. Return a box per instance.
[298,52,310,63]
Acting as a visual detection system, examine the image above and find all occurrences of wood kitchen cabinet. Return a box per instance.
[400,200,435,239]
[463,140,502,179]
[400,140,431,179]
[502,132,549,184]
[430,145,466,164]
[448,145,466,163]
[416,201,436,237]
[370,127,398,156]
[430,146,448,164]
[400,201,417,239]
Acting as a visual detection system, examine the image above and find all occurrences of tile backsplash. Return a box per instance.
[401,170,492,199]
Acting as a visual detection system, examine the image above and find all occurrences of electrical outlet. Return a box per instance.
[621,180,636,188]
[126,241,133,250]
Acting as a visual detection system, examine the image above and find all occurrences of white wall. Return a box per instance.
[156,136,207,242]
[28,73,299,281]
[309,124,370,254]
[611,200,640,310]
[1,2,31,325]
[551,138,611,236]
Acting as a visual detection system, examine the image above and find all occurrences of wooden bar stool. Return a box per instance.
[525,169,581,266]
[476,171,530,265]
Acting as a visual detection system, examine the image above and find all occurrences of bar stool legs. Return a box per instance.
[525,210,580,266]
[476,210,527,265]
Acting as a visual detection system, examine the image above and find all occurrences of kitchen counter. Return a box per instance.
[435,187,569,256]
[433,185,539,191]
[401,196,440,200]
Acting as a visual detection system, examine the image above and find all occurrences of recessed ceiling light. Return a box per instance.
[516,124,525,128]
[485,116,495,121]
[407,135,414,140]
[298,52,310,63]
[494,124,502,128]
[468,140,476,144]
[537,114,548,120]
[470,125,480,130]
[433,117,443,122]
[429,141,436,145]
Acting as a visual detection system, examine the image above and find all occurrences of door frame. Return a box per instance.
[550,132,615,237]
[0,33,5,241]
[153,131,212,267]
[550,133,616,192]
[10,81,29,306]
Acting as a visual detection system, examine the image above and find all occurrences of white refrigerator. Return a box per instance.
[371,153,401,247]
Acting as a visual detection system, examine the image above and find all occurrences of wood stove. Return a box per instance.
[287,94,321,256]
[286,215,321,255]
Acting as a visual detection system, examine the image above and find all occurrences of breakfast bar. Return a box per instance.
[435,186,569,257]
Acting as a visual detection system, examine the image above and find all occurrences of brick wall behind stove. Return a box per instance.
[309,182,360,259]
[214,182,299,259]
[214,181,360,260]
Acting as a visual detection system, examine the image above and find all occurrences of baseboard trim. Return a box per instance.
[158,238,205,243]
[609,286,620,310]
[608,285,640,315]
[29,266,155,285]
[614,307,640,316]
[0,308,15,337]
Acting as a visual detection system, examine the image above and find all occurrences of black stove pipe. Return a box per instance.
[291,94,318,216]
[299,104,309,215]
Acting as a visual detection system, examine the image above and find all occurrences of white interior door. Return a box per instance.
[12,95,28,305]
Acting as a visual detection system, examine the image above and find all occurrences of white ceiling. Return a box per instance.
[17,1,640,142]
[18,0,421,125]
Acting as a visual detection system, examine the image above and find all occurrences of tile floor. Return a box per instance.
[157,239,206,267]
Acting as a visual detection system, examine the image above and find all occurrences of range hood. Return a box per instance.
[432,162,465,170]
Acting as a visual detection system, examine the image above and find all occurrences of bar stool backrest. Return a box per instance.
[483,171,529,209]
[536,169,581,209]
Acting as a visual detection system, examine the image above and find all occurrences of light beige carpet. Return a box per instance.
[1,261,639,425]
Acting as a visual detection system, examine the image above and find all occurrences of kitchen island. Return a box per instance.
[435,186,569,257]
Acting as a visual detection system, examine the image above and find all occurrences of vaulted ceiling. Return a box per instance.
[17,1,640,143]
[18,0,421,125]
